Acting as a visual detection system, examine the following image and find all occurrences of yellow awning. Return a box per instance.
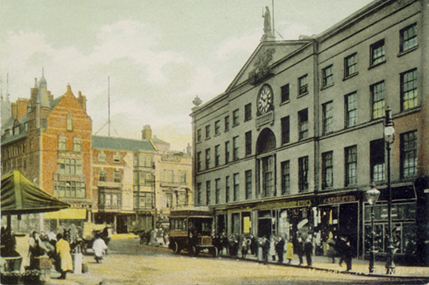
[44,208,87,220]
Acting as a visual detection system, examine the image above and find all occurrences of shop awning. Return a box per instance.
[1,171,69,215]
[44,208,87,220]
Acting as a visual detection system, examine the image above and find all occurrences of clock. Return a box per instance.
[257,84,273,115]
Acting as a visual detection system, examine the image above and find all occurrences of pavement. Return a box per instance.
[8,234,429,284]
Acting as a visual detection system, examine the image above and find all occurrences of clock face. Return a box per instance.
[257,85,273,114]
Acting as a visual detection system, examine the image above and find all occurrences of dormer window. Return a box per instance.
[13,126,20,135]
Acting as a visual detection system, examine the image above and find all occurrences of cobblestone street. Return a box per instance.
[43,235,429,285]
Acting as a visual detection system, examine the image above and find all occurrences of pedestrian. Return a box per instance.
[92,234,108,263]
[56,233,73,279]
[304,236,313,266]
[327,233,337,263]
[241,235,251,259]
[28,231,45,269]
[343,238,353,271]
[261,235,270,264]
[275,235,285,263]
[269,235,276,261]
[337,236,347,267]
[295,236,304,266]
[285,238,294,264]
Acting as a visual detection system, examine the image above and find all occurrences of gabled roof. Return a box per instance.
[92,136,157,152]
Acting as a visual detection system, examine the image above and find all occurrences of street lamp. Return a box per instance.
[384,107,395,274]
[366,184,380,274]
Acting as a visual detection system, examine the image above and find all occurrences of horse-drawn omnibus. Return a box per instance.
[168,208,218,257]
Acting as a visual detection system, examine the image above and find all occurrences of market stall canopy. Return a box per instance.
[1,171,69,215]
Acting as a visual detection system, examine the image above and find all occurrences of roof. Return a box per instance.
[92,136,157,152]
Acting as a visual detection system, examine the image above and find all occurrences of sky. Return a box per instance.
[0,0,373,151]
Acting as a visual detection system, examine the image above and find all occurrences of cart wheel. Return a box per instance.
[189,246,199,257]
[173,242,181,254]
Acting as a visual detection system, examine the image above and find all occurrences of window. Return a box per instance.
[298,75,308,95]
[281,160,290,195]
[233,173,239,201]
[345,93,357,127]
[401,131,418,178]
[370,40,385,66]
[113,154,122,163]
[215,145,220,167]
[135,171,153,187]
[206,181,211,205]
[165,170,174,183]
[371,81,385,119]
[245,131,252,156]
[233,109,239,126]
[136,154,153,167]
[66,112,73,131]
[13,126,19,135]
[322,151,333,189]
[114,171,121,183]
[59,136,67,151]
[344,53,357,78]
[322,65,333,87]
[245,103,252,121]
[54,181,86,198]
[197,183,202,205]
[226,176,230,203]
[298,109,308,140]
[401,69,418,111]
[197,129,202,142]
[215,179,221,204]
[298,156,309,192]
[400,23,417,53]
[215,120,221,135]
[205,148,211,169]
[225,141,230,164]
[225,116,230,132]
[205,125,211,139]
[245,170,252,200]
[73,137,82,152]
[281,116,290,145]
[180,171,187,184]
[370,139,385,182]
[262,156,274,197]
[135,192,154,210]
[322,101,333,135]
[197,152,202,171]
[233,136,239,161]
[345,146,357,186]
[99,170,107,182]
[98,152,106,163]
[58,158,83,175]
[166,193,173,208]
[281,84,290,103]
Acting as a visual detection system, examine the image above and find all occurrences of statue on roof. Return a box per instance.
[263,6,272,35]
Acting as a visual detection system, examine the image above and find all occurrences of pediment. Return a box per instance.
[226,40,310,92]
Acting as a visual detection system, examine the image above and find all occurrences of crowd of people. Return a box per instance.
[2,225,110,280]
[211,231,355,271]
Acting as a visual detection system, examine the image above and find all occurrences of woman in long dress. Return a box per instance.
[56,233,73,279]
[285,238,295,264]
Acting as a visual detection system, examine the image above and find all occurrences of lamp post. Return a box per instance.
[384,107,395,274]
[366,184,380,274]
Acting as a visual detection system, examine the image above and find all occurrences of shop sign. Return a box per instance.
[282,199,311,209]
[322,195,356,205]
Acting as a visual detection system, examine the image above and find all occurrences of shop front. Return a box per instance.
[362,183,418,263]
[316,191,362,257]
